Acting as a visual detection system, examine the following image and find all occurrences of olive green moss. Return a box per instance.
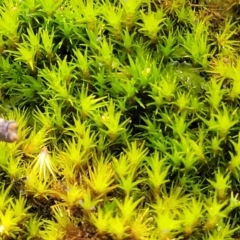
[0,0,240,239]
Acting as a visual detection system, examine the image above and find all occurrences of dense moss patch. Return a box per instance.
[0,0,240,239]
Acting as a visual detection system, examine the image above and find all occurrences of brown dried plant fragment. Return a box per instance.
[0,118,18,143]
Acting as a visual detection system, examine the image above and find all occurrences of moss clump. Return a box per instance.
[0,0,240,239]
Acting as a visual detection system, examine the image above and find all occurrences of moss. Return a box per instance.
[0,0,239,239]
